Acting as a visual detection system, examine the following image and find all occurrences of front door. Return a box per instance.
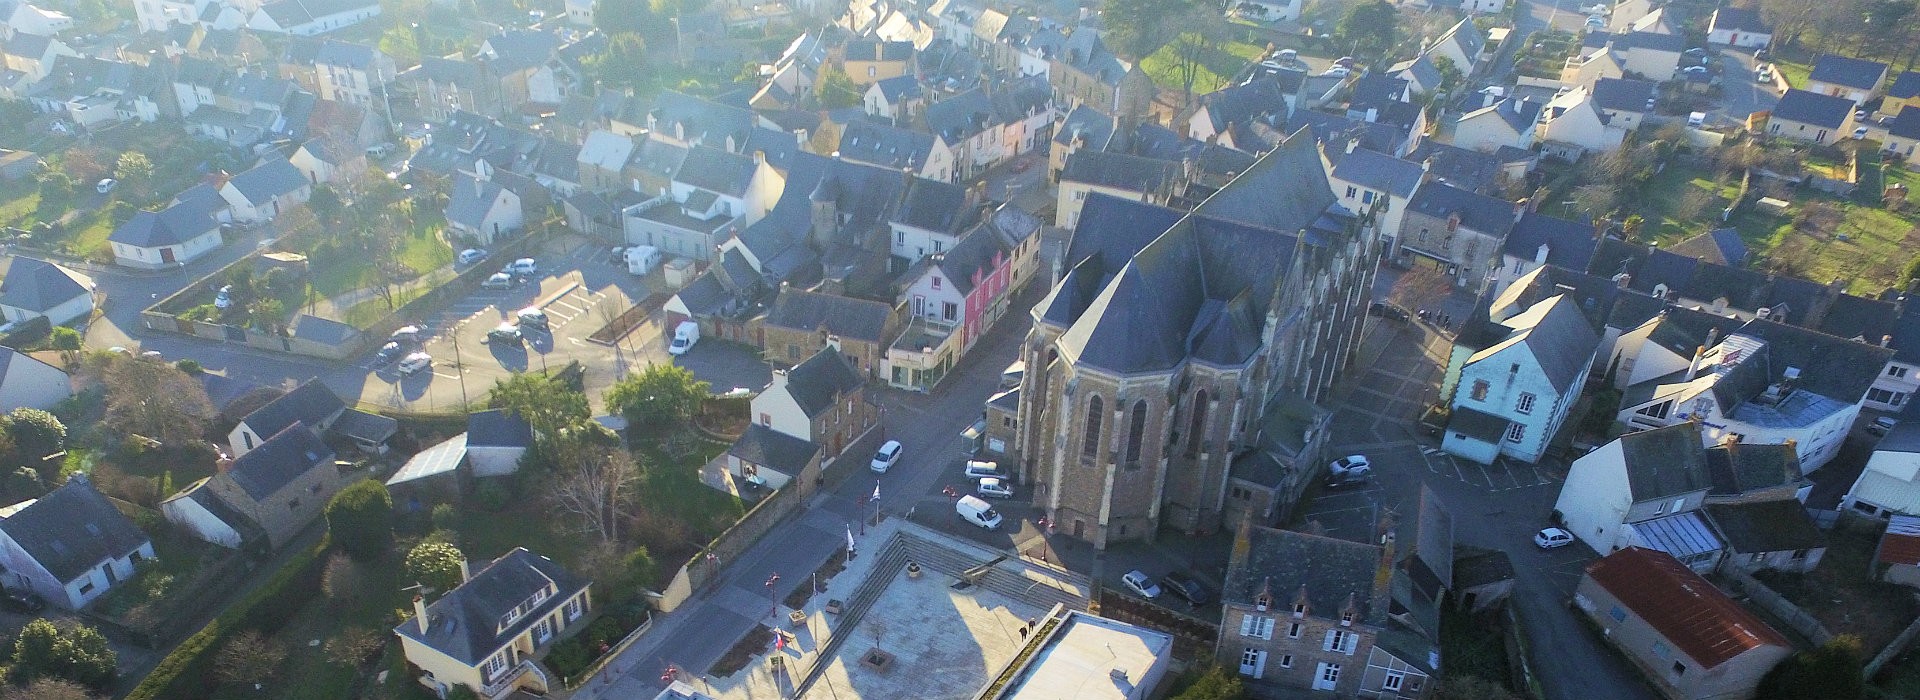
[1313,662,1340,690]
[1239,648,1265,678]
[160,247,176,264]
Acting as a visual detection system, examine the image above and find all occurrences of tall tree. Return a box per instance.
[583,32,652,94]
[113,151,153,198]
[1335,0,1399,61]
[1164,7,1229,101]
[546,438,637,543]
[325,481,395,562]
[1101,0,1201,58]
[406,540,467,594]
[490,372,591,439]
[603,363,709,430]
[7,408,65,464]
[596,0,667,39]
[99,356,213,447]
[816,66,862,108]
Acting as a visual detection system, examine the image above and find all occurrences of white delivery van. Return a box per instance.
[625,245,662,275]
[668,320,700,355]
[956,495,1002,530]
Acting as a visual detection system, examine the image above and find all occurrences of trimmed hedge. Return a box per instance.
[126,534,331,700]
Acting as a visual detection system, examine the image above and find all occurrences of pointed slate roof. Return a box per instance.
[0,257,88,313]
[228,423,334,500]
[0,476,148,582]
[780,346,862,418]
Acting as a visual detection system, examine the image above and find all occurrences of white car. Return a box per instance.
[976,477,1013,499]
[505,258,538,276]
[457,248,488,266]
[1584,15,1606,30]
[95,178,117,194]
[214,285,234,309]
[1121,570,1162,598]
[1319,66,1350,78]
[1535,527,1576,549]
[1329,455,1371,477]
[398,352,433,376]
[964,460,1006,480]
[871,440,903,473]
[482,272,515,289]
[1580,3,1609,14]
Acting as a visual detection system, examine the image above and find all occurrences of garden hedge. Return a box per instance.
[125,534,331,700]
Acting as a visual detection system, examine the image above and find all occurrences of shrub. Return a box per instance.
[11,619,117,689]
[325,481,394,562]
[404,541,465,594]
[430,503,456,531]
[474,478,510,512]
[543,639,589,678]
[172,359,202,375]
[125,536,328,700]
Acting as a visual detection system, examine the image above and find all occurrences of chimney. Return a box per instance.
[1883,334,1893,348]
[1345,137,1358,155]
[753,150,766,166]
[1687,345,1706,379]
[1535,243,1550,264]
[902,166,914,191]
[1704,327,1720,349]
[1514,200,1528,223]
[1364,107,1378,123]
[771,367,789,389]
[413,595,430,634]
[458,559,470,583]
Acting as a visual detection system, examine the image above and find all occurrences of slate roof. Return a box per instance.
[763,288,893,343]
[925,87,995,143]
[1431,17,1485,62]
[1667,228,1749,267]
[1703,442,1800,497]
[312,41,379,69]
[479,30,561,73]
[290,314,355,345]
[674,146,754,196]
[1879,421,1920,454]
[930,225,1010,295]
[781,346,863,418]
[227,158,307,203]
[1503,212,1596,270]
[446,174,506,229]
[1591,77,1657,114]
[1406,181,1516,236]
[1055,30,1131,87]
[1888,105,1920,140]
[1054,104,1117,149]
[871,74,922,102]
[1772,88,1854,128]
[394,548,589,665]
[1449,405,1510,443]
[1814,293,1898,342]
[1459,97,1542,136]
[1452,546,1515,589]
[333,408,397,445]
[1191,127,1336,233]
[1808,54,1888,91]
[836,119,936,171]
[1467,295,1599,393]
[0,476,149,582]
[228,423,334,500]
[109,201,218,248]
[1705,500,1825,553]
[0,257,87,313]
[1637,307,1747,359]
[893,177,972,233]
[1326,146,1423,197]
[256,0,377,29]
[1709,319,1893,411]
[648,91,755,149]
[242,378,344,440]
[1587,547,1789,666]
[1403,140,1503,194]
[1617,422,1711,502]
[1226,527,1384,624]
[1060,150,1178,193]
[1710,7,1770,34]
[1889,71,1920,101]
[728,424,819,477]
[1390,55,1443,90]
[1197,78,1292,133]
[462,408,533,449]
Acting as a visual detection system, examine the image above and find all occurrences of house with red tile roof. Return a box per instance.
[1575,547,1791,700]
[1876,514,1920,587]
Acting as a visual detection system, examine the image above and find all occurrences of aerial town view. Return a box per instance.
[0,0,1913,697]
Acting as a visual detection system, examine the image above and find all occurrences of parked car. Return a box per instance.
[1854,126,1870,139]
[1683,47,1707,58]
[1534,527,1576,549]
[375,341,403,363]
[1329,454,1371,477]
[1755,48,1772,61]
[1319,66,1351,78]
[398,352,433,375]
[389,325,422,344]
[1579,3,1609,14]
[95,178,116,194]
[1682,65,1709,75]
[1368,301,1410,321]
[482,272,515,289]
[976,477,1014,499]
[516,307,550,330]
[1162,572,1210,606]
[1121,570,1162,598]
[482,323,521,345]
[457,248,488,266]
[0,590,44,613]
[1585,15,1606,29]
[1325,471,1370,490]
[964,460,1006,480]
[1333,56,1356,68]
[871,440,903,473]
[505,258,538,276]
[1870,416,1899,436]
[214,285,234,309]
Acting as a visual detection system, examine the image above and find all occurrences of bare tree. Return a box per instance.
[214,631,287,687]
[100,356,214,447]
[1387,267,1455,310]
[1,678,102,700]
[547,442,637,543]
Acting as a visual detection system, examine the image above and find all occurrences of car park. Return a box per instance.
[1535,527,1576,549]
[1329,454,1371,477]
[482,323,521,344]
[976,477,1014,499]
[1121,570,1162,598]
[871,440,903,473]
[482,272,515,289]
[1162,572,1210,606]
[457,248,488,266]
[964,460,1006,480]
[398,352,433,375]
[516,307,550,330]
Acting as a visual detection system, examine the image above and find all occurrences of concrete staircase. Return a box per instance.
[790,536,909,697]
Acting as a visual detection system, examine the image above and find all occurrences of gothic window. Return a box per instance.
[1082,395,1103,459]
[1125,401,1147,463]
[1186,390,1208,455]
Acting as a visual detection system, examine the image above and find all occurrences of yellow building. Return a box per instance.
[395,548,592,699]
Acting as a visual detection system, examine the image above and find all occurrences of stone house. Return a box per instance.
[751,346,879,461]
[760,287,900,380]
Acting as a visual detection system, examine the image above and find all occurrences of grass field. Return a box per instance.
[1141,38,1266,97]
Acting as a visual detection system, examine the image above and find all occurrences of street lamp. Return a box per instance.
[764,573,781,619]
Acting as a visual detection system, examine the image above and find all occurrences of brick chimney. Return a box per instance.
[413,595,430,634]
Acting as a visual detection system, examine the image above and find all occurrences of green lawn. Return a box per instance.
[0,184,40,229]
[210,552,409,700]
[1766,45,1814,89]
[304,212,452,300]
[1141,39,1266,97]
[453,495,590,569]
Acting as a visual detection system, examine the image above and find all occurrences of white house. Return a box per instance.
[0,475,155,609]
[228,378,345,456]
[311,41,394,105]
[247,0,381,36]
[0,347,69,411]
[890,177,977,262]
[1843,423,1920,518]
[1325,141,1423,255]
[289,138,365,185]
[1443,294,1598,464]
[1767,89,1858,145]
[4,2,73,36]
[1490,213,1600,297]
[1424,19,1487,77]
[1452,97,1540,152]
[158,479,248,548]
[220,158,313,223]
[108,199,224,269]
[445,169,524,245]
[1230,0,1301,22]
[1614,319,1892,472]
[1708,7,1773,48]
[1536,86,1627,159]
[394,548,589,699]
[465,409,533,477]
[1863,316,1920,412]
[0,257,93,327]
[1806,54,1888,105]
[1553,423,1718,559]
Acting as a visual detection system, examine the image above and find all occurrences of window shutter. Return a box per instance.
[1343,632,1357,655]
[1241,614,1255,637]
[1252,650,1266,678]
[1323,629,1338,651]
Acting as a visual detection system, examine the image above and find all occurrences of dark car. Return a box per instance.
[1,590,44,613]
[1368,301,1411,321]
[375,341,404,363]
[1162,572,1210,606]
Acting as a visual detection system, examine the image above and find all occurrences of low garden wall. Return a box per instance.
[656,477,810,612]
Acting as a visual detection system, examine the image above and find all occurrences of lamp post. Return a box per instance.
[764,572,780,619]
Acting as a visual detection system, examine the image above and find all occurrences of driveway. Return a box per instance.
[1714,50,1780,128]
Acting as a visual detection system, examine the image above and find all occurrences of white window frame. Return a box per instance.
[1240,613,1275,640]
[1505,423,1526,443]
[1516,392,1536,414]
[1384,671,1405,690]
[1239,647,1266,678]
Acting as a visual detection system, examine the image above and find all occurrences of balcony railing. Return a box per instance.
[480,660,547,699]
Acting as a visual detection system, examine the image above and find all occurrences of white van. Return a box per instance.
[668,320,700,355]
[625,245,662,275]
[956,495,1002,530]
